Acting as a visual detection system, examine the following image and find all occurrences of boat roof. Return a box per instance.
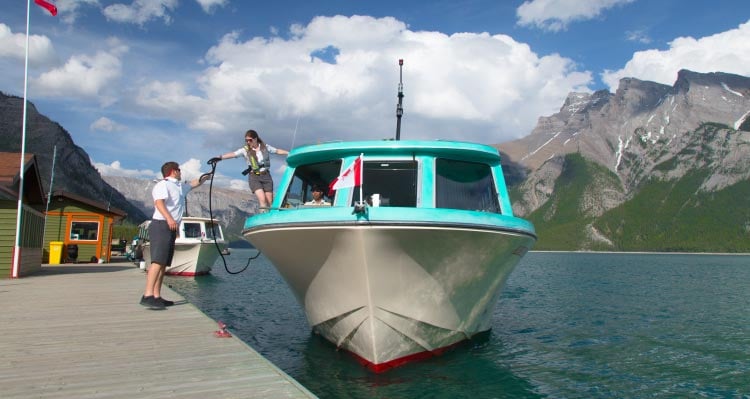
[138,216,220,228]
[287,140,501,167]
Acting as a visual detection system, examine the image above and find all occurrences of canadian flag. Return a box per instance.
[328,154,363,195]
[35,0,58,16]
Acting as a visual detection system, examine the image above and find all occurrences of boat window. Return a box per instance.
[283,160,341,208]
[205,221,222,240]
[183,223,202,238]
[435,158,501,213]
[350,161,418,207]
[70,221,99,241]
[137,223,150,241]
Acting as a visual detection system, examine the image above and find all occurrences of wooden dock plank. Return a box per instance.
[0,264,317,399]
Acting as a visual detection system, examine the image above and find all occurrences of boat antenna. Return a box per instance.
[290,115,300,149]
[395,59,404,140]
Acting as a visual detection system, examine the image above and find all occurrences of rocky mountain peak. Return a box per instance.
[0,92,149,223]
[501,70,750,171]
[674,69,750,95]
[499,69,750,219]
[611,77,672,116]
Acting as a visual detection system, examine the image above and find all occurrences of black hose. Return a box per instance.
[205,160,260,274]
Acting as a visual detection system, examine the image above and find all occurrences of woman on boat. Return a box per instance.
[209,130,288,211]
[304,184,331,206]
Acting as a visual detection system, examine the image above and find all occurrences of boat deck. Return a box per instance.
[0,262,317,399]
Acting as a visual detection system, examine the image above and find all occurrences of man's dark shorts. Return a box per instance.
[249,172,273,192]
[149,220,177,266]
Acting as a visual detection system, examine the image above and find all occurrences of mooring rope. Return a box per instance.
[205,159,260,274]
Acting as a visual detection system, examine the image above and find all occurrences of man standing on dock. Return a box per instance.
[140,162,210,309]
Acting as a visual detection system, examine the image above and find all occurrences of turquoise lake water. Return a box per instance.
[165,251,750,398]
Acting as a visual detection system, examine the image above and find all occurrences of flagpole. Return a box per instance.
[359,153,363,205]
[12,0,32,278]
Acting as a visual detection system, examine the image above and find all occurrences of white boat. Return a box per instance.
[137,216,228,276]
[242,140,537,372]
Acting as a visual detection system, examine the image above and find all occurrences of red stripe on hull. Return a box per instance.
[165,271,210,276]
[347,339,466,373]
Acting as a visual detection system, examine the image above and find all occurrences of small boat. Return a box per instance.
[242,140,537,372]
[137,216,228,276]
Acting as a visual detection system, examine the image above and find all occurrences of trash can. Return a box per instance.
[67,244,79,263]
[49,241,63,265]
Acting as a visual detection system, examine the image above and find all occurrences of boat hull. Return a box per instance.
[143,241,223,276]
[244,221,534,372]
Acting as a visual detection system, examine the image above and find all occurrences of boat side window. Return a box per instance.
[283,160,342,208]
[183,222,202,238]
[435,158,501,213]
[205,222,222,239]
[351,161,418,207]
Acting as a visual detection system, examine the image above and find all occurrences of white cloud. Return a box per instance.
[95,157,210,180]
[625,29,652,44]
[195,0,228,14]
[31,38,128,105]
[602,20,750,91]
[95,157,251,192]
[177,158,208,181]
[103,0,178,25]
[94,160,159,179]
[135,80,209,126]
[0,23,57,66]
[516,0,636,32]
[90,116,126,132]
[135,15,591,150]
[54,0,100,24]
[228,179,249,191]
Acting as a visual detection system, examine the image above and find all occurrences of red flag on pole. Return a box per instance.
[328,154,363,196]
[34,0,58,16]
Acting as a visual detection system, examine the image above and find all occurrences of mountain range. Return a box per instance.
[497,69,750,252]
[0,91,254,244]
[2,68,748,252]
[0,92,149,223]
[102,175,256,244]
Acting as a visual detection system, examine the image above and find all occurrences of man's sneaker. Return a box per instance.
[140,295,165,310]
[155,297,174,306]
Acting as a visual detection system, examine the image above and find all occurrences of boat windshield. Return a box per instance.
[282,160,342,208]
[183,222,202,238]
[435,158,501,213]
[349,160,418,207]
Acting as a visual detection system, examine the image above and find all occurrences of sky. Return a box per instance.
[1,0,750,191]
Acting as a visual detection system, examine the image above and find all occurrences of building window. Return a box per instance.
[70,221,99,241]
[435,158,500,213]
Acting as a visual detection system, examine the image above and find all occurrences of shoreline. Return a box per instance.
[530,250,750,256]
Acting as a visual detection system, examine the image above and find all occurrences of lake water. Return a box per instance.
[165,251,750,398]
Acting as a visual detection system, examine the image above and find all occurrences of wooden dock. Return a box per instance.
[0,263,317,399]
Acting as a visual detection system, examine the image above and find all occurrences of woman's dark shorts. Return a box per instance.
[149,220,177,266]
[249,172,273,192]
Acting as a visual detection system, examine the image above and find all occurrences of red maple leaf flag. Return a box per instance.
[34,0,58,16]
[328,154,363,195]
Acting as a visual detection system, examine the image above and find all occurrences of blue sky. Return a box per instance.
[1,0,749,190]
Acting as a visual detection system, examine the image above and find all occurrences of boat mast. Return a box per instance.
[395,59,404,140]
